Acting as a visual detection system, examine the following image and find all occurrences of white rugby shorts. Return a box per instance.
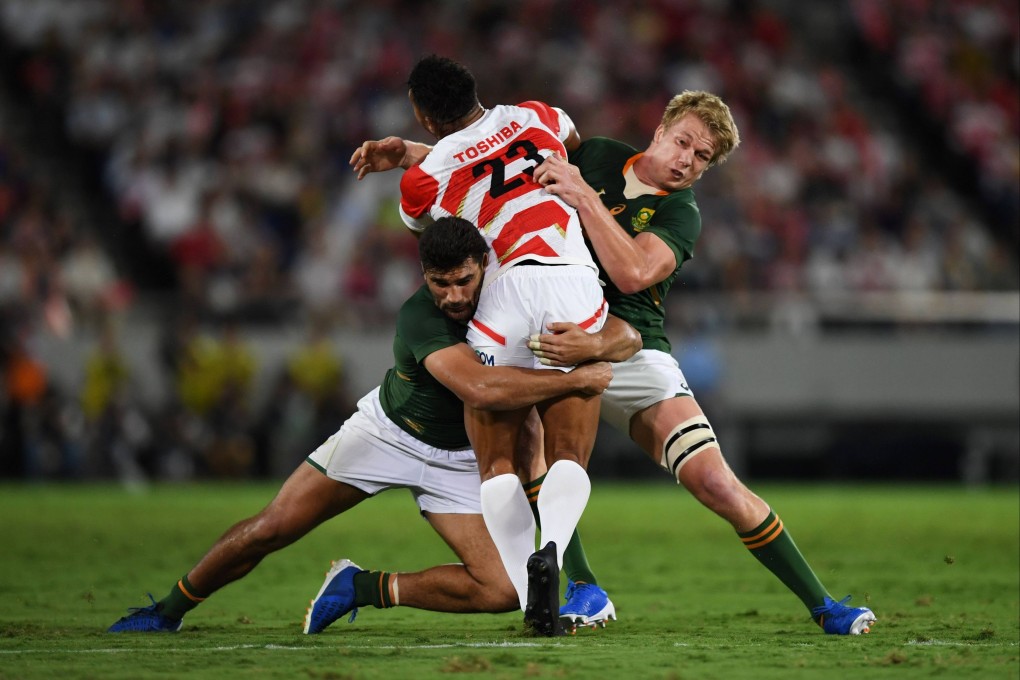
[306,387,481,514]
[467,264,606,370]
[600,349,695,434]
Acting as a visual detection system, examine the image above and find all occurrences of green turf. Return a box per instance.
[0,481,1017,679]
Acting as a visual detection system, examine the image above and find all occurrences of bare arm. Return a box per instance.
[528,315,641,368]
[424,343,612,411]
[533,154,676,293]
[349,137,433,180]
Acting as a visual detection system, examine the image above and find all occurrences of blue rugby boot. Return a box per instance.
[304,559,362,634]
[559,580,617,633]
[812,595,876,635]
[108,594,183,633]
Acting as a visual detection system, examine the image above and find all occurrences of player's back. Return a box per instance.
[400,102,596,281]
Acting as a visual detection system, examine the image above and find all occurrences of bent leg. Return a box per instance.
[186,462,369,595]
[375,512,517,613]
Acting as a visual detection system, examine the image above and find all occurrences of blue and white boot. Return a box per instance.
[559,580,616,633]
[812,595,876,635]
[303,559,362,634]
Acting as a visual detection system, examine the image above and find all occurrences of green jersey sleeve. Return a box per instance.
[642,192,701,270]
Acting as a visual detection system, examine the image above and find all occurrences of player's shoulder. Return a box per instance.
[512,100,556,115]
[651,188,701,226]
[399,162,438,199]
[505,101,564,131]
[396,286,439,327]
[579,136,636,153]
[660,187,699,211]
[572,136,637,165]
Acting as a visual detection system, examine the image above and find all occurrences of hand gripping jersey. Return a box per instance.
[399,102,597,284]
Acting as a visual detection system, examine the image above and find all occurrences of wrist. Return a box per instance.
[401,142,432,169]
[578,193,605,223]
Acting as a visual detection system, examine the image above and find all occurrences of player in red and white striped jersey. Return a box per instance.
[397,55,605,636]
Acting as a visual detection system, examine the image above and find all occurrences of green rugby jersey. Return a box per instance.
[571,137,701,353]
[378,284,471,450]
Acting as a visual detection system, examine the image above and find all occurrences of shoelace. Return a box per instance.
[123,593,160,616]
[811,594,853,617]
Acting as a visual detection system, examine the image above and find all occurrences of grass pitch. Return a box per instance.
[0,480,1017,679]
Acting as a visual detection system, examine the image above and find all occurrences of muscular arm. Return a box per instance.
[533,155,676,293]
[424,343,611,411]
[352,124,578,178]
[528,315,641,368]
[349,137,433,180]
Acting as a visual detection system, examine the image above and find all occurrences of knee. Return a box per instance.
[243,511,294,552]
[549,451,586,468]
[483,581,519,613]
[683,457,745,512]
[468,568,519,613]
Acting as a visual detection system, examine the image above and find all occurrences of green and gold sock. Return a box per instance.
[562,531,598,586]
[353,570,395,608]
[524,475,598,586]
[158,575,206,621]
[739,510,829,613]
[522,475,545,513]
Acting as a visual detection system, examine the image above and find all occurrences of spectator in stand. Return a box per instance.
[61,230,120,330]
[2,0,1012,333]
[80,319,152,486]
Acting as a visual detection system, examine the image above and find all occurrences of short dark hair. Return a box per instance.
[419,217,488,273]
[407,55,478,124]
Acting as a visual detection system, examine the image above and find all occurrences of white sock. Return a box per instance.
[537,460,591,567]
[479,473,536,611]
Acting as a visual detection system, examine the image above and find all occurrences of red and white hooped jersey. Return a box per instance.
[399,101,597,283]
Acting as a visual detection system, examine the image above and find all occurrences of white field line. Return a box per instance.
[4,638,1015,655]
[906,638,1018,647]
[0,641,555,655]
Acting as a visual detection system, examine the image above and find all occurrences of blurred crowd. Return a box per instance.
[851,0,1018,237]
[0,0,1017,481]
[1,308,357,483]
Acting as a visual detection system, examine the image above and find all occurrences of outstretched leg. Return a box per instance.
[630,396,874,633]
[185,463,369,596]
[110,463,368,631]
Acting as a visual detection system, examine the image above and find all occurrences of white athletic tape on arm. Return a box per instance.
[661,416,717,481]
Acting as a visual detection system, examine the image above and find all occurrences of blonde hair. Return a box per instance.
[661,91,740,166]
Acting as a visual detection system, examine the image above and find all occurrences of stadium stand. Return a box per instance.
[0,0,1016,481]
